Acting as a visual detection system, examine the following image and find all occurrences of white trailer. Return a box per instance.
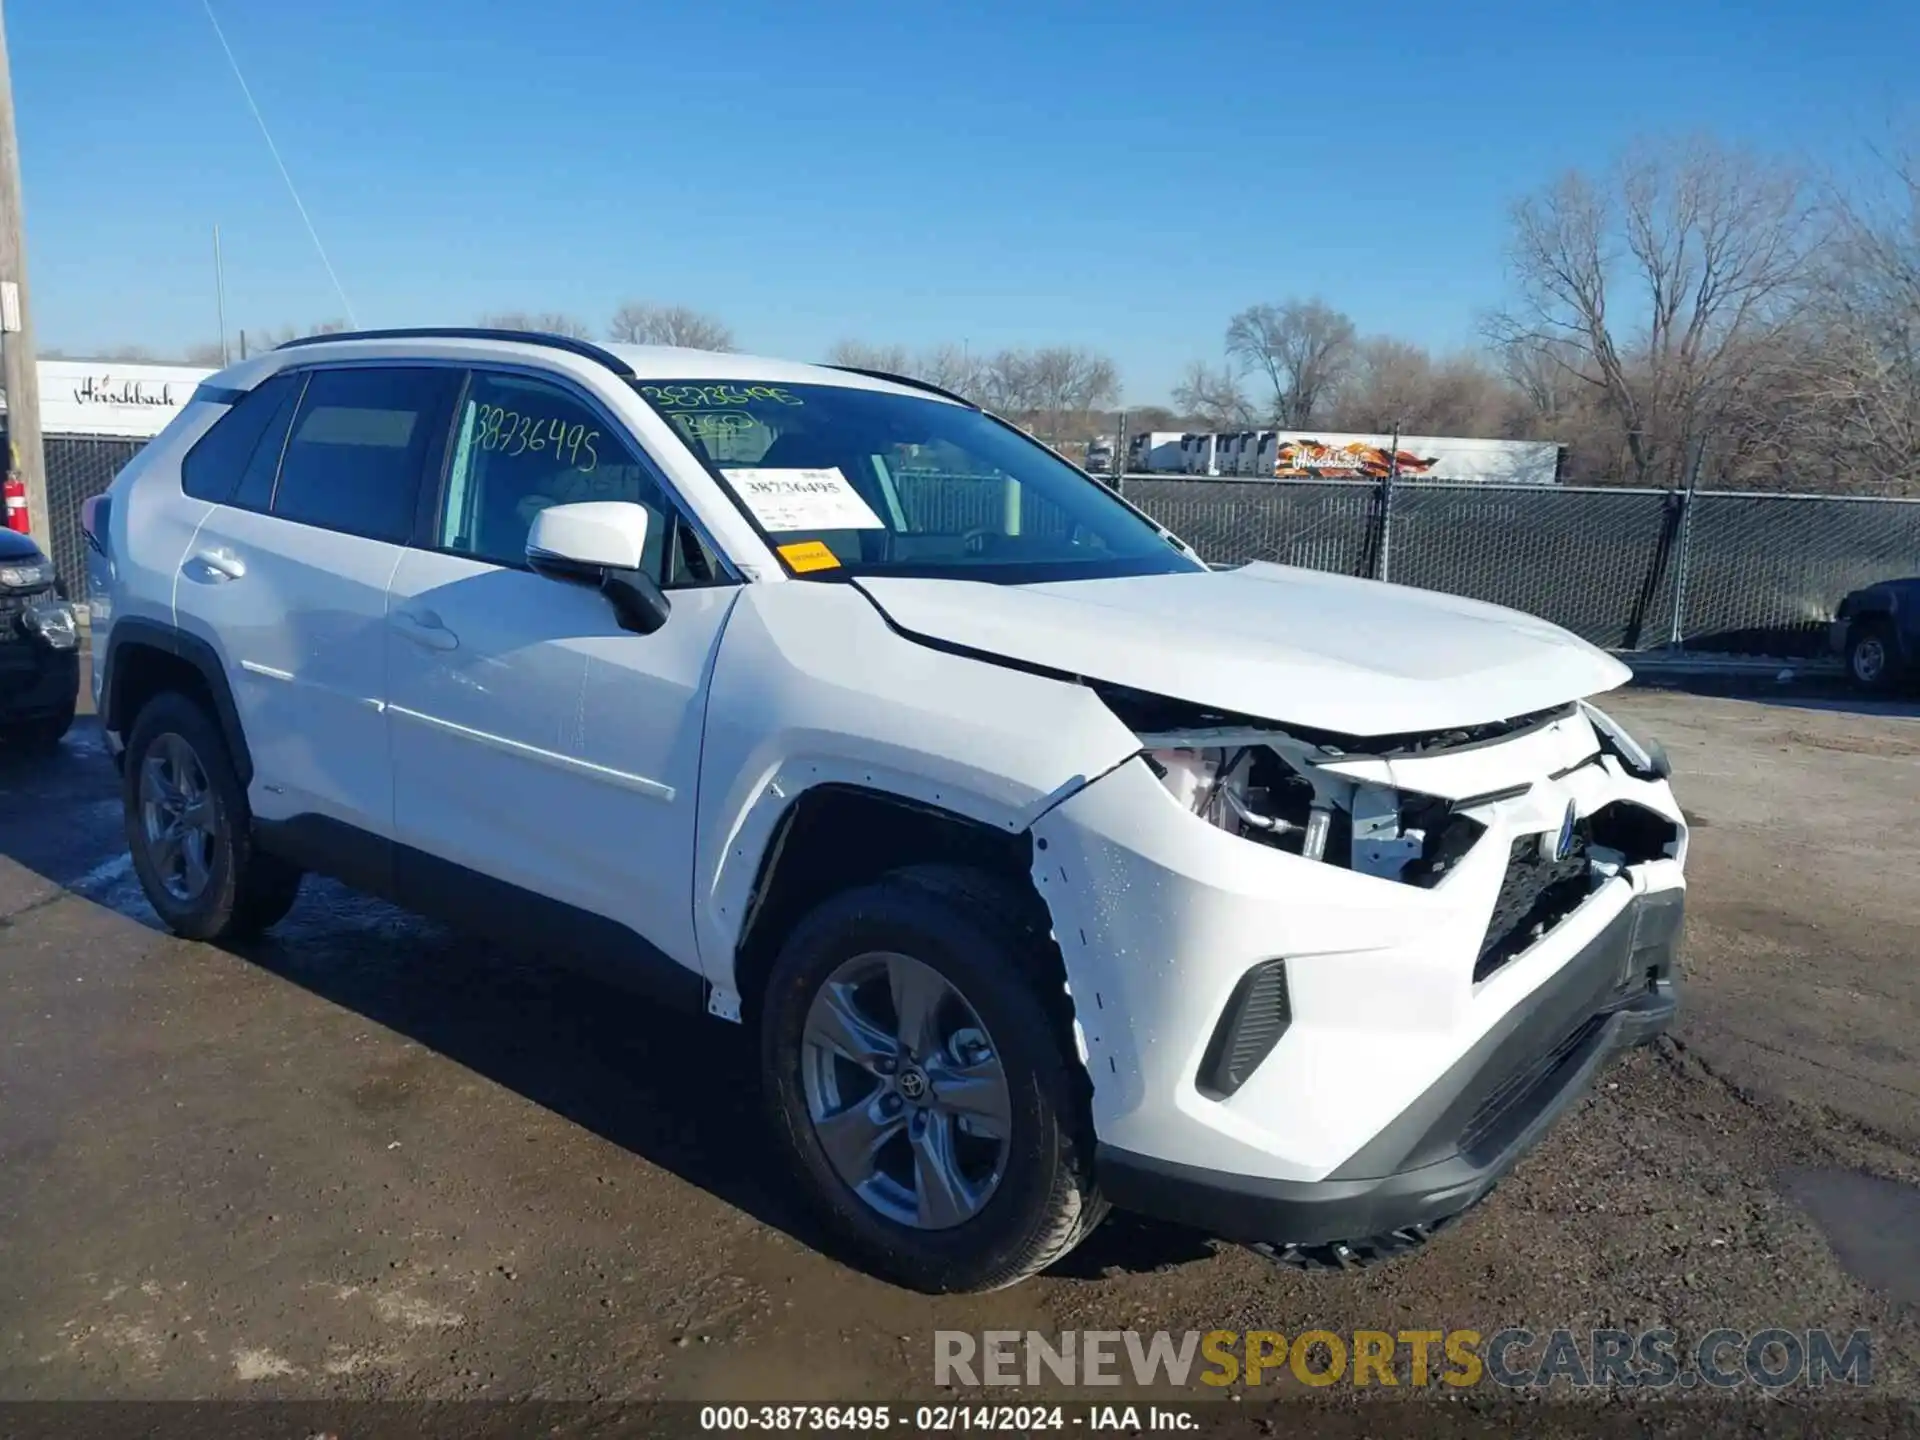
[1127,431,1186,473]
[1180,433,1220,475]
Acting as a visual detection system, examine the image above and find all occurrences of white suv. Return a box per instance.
[86,329,1687,1292]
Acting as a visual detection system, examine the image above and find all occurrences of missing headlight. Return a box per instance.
[1145,743,1342,862]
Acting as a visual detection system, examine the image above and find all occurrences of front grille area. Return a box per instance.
[1474,823,1594,983]
[0,591,43,645]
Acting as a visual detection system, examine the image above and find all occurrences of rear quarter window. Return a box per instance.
[178,373,302,502]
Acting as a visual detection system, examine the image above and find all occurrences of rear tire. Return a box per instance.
[761,865,1105,1293]
[123,691,302,941]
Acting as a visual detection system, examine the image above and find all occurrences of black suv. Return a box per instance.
[0,528,79,751]
[1832,577,1919,693]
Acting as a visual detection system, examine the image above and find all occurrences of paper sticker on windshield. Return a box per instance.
[722,466,884,533]
[777,540,841,573]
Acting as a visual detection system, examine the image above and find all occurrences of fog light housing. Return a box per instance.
[1197,959,1291,1098]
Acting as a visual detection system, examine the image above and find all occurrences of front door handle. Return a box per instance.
[187,548,246,582]
[391,609,459,652]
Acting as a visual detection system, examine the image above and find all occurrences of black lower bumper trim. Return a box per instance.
[1097,885,1683,1248]
[0,647,79,720]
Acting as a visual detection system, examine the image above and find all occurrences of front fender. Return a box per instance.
[692,581,1140,992]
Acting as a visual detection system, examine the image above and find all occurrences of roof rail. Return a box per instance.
[825,365,978,408]
[274,327,636,379]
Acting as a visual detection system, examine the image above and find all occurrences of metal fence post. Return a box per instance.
[1374,422,1402,583]
[1374,474,1393,581]
[1666,440,1706,649]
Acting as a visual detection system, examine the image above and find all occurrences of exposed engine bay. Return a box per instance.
[1137,728,1491,884]
[1126,700,1681,891]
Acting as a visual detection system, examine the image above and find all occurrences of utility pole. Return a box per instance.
[0,0,47,546]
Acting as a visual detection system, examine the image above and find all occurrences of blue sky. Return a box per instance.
[13,0,1918,402]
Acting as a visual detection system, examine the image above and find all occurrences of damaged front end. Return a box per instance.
[1027,674,1687,1179]
[1102,682,1685,980]
[1031,677,1689,1265]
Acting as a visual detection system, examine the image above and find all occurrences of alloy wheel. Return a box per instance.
[1852,636,1886,685]
[139,732,217,903]
[800,951,1013,1230]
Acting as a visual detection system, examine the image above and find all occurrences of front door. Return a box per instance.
[386,366,738,986]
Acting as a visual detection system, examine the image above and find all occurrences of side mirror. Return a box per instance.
[526,501,671,635]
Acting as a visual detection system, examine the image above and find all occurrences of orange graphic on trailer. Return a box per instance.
[1275,439,1440,479]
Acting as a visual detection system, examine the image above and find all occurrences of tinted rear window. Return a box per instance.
[179,373,301,503]
[270,368,461,543]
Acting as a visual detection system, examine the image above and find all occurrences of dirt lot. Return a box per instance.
[1,685,1917,1415]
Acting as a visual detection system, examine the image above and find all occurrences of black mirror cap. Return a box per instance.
[600,568,671,636]
[528,548,599,586]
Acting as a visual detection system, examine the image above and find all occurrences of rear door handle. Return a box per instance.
[188,548,246,582]
[391,608,459,652]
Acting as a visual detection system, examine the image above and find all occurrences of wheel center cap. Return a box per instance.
[896,1066,929,1102]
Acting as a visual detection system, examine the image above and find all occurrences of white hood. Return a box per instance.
[854,562,1630,738]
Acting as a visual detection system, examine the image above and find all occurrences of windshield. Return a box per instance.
[634,380,1201,583]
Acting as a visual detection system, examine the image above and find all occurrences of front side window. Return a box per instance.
[436,370,716,585]
[270,367,462,543]
[634,380,1198,583]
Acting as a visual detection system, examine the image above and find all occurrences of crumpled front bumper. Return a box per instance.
[1094,886,1680,1246]
[0,641,79,719]
[1027,714,1688,1228]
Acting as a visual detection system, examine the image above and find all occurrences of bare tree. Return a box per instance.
[607,302,735,351]
[980,350,1035,416]
[917,343,986,401]
[1331,339,1521,436]
[1126,403,1181,432]
[826,340,912,373]
[480,311,596,341]
[1225,299,1357,425]
[1172,361,1254,428]
[1023,347,1120,443]
[1488,137,1820,486]
[1788,146,1920,492]
[183,340,229,367]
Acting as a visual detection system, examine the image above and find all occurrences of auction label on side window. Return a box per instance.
[776,540,842,573]
[721,466,885,533]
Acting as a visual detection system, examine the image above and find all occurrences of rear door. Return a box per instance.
[179,364,461,845]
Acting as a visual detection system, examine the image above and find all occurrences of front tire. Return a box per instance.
[1847,620,1898,693]
[761,866,1105,1293]
[123,691,302,941]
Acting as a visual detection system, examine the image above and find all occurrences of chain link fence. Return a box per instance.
[21,430,1920,658]
[11,433,148,599]
[1122,476,1920,656]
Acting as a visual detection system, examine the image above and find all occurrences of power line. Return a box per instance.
[198,0,356,326]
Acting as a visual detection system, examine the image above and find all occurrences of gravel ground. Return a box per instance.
[1,686,1916,1422]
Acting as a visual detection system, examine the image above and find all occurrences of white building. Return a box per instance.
[0,359,213,439]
